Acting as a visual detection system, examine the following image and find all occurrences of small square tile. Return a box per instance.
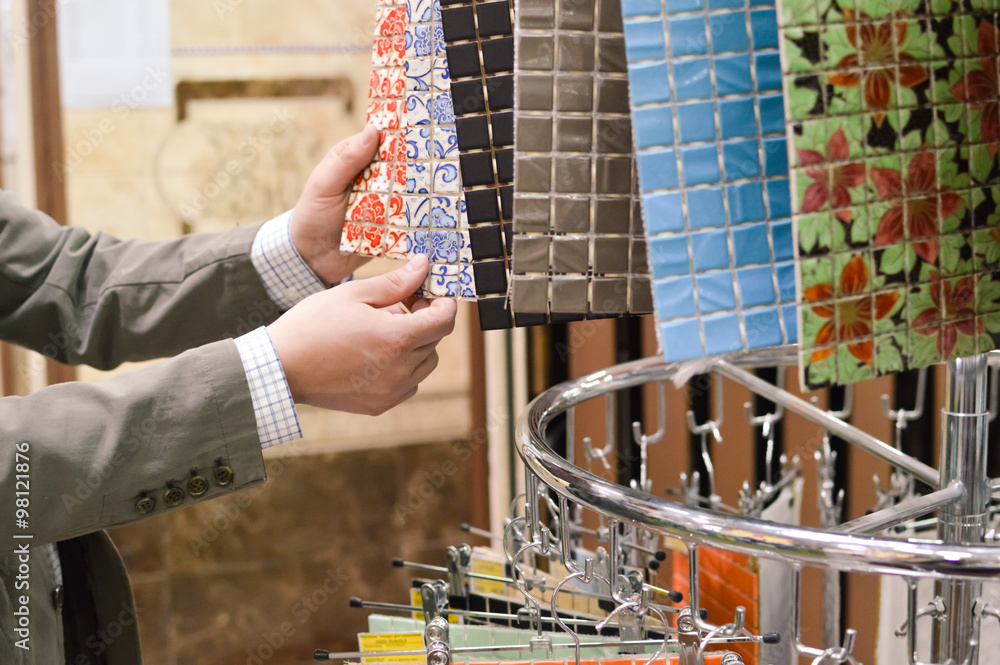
[558,34,596,71]
[673,58,713,100]
[661,318,704,360]
[715,54,753,96]
[637,149,679,190]
[681,145,721,186]
[719,97,758,138]
[643,192,685,234]
[555,116,594,152]
[511,275,549,312]
[554,198,592,233]
[703,313,743,354]
[691,229,730,271]
[728,182,767,223]
[696,272,737,313]
[551,277,590,313]
[656,276,697,318]
[562,0,596,29]
[596,117,633,153]
[556,75,595,111]
[628,61,672,105]
[593,237,630,273]
[676,101,716,143]
[649,234,691,277]
[594,198,634,233]
[738,265,777,306]
[552,237,591,273]
[687,187,726,227]
[668,16,708,57]
[625,19,668,60]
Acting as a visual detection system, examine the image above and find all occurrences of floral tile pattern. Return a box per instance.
[779,0,1000,388]
[511,0,654,321]
[622,0,797,361]
[342,0,475,299]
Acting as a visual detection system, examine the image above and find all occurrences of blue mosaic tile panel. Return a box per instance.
[622,0,797,360]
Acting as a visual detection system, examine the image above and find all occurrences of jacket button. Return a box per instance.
[187,474,209,497]
[212,465,234,486]
[52,585,64,610]
[163,486,185,508]
[135,496,156,515]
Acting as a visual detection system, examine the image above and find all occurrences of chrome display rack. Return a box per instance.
[514,349,1000,665]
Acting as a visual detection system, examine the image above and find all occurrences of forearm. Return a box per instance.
[0,194,280,369]
[0,339,267,555]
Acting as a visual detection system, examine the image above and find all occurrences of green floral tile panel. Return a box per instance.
[778,0,1000,388]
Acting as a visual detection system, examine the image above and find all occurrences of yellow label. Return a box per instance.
[358,632,425,664]
[470,557,506,596]
[409,588,459,624]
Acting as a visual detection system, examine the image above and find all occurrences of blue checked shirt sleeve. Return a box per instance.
[233,327,302,448]
[250,210,327,312]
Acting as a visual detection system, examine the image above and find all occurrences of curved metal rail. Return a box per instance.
[515,348,1000,581]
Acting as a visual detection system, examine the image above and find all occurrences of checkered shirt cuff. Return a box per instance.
[251,211,327,312]
[234,327,302,449]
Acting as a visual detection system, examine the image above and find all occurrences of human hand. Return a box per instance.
[267,254,458,415]
[289,125,379,286]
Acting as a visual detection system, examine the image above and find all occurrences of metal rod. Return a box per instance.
[933,354,991,663]
[714,361,939,488]
[835,481,965,535]
[314,636,767,661]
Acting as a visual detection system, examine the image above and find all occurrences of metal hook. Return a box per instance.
[811,385,854,420]
[584,393,617,472]
[881,368,928,442]
[989,365,1000,422]
[632,382,667,493]
[685,373,724,437]
[744,369,786,426]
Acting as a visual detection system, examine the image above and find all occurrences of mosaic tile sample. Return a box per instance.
[780,0,1000,388]
[440,0,522,328]
[512,0,654,320]
[342,0,476,298]
[622,0,797,360]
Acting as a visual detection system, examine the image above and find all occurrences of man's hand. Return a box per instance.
[289,125,379,286]
[267,254,457,415]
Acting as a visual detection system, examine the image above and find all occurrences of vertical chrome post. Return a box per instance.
[932,354,991,663]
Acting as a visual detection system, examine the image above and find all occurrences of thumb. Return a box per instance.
[345,255,430,308]
[311,125,380,197]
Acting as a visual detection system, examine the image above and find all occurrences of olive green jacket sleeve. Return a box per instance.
[0,192,281,553]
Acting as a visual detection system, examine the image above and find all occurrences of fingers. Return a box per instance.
[341,255,430,308]
[405,297,458,348]
[410,349,440,386]
[310,126,380,197]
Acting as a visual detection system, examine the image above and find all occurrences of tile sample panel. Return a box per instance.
[440,0,521,327]
[623,0,797,360]
[342,0,476,298]
[780,0,1000,387]
[512,0,654,321]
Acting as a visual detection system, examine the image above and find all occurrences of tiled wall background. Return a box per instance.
[53,1,478,663]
